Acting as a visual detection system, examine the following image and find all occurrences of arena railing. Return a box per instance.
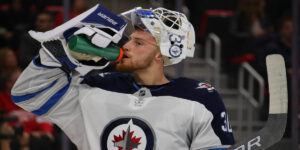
[236,62,265,136]
[204,32,221,88]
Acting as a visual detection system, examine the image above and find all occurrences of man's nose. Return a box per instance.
[122,41,131,51]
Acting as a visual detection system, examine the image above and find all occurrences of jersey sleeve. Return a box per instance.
[190,89,234,150]
[11,48,88,149]
[198,85,235,146]
[190,102,223,150]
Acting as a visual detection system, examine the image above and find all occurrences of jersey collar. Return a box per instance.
[132,79,174,92]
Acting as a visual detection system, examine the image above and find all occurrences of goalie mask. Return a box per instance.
[120,7,195,66]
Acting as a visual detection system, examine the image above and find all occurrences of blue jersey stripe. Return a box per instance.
[31,77,71,116]
[12,80,58,103]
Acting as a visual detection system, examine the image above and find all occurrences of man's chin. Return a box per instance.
[115,63,135,72]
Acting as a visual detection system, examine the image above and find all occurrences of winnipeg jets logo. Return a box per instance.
[113,121,141,149]
[169,45,182,57]
[196,83,215,92]
[100,117,156,150]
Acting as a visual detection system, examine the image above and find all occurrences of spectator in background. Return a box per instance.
[267,16,292,68]
[0,0,34,50]
[0,69,22,114]
[256,16,293,77]
[264,0,292,30]
[0,48,18,74]
[254,15,298,138]
[0,122,15,150]
[230,0,273,56]
[0,69,55,150]
[18,12,55,69]
[55,0,86,26]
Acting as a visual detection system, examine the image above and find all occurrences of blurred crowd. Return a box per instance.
[0,0,298,149]
[0,0,85,149]
[188,0,296,78]
[187,0,298,138]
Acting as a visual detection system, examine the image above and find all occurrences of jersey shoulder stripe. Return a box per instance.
[12,79,58,103]
[31,77,72,116]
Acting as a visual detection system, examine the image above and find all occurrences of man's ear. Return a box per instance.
[155,52,163,63]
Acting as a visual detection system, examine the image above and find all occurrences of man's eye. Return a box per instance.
[136,42,142,46]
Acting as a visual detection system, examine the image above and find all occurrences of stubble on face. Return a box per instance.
[115,59,135,72]
[116,53,156,72]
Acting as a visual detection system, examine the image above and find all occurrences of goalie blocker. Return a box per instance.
[29,4,135,75]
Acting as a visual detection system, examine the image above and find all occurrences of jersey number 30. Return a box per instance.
[221,111,232,133]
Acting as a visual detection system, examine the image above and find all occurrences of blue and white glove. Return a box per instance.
[30,4,128,75]
[30,4,128,47]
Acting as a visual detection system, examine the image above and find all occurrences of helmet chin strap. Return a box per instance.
[153,27,161,46]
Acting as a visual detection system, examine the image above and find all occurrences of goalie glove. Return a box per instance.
[39,38,110,75]
[41,39,78,74]
[30,4,128,48]
[30,4,130,74]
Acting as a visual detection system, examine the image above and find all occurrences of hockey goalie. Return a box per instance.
[11,4,234,150]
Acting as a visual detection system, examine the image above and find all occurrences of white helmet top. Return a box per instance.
[121,7,195,66]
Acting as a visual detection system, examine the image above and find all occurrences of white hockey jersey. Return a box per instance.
[11,53,234,150]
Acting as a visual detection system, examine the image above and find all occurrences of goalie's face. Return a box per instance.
[116,30,162,72]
